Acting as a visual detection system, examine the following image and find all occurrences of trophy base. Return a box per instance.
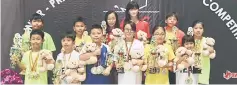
[149,68,160,74]
[117,67,124,73]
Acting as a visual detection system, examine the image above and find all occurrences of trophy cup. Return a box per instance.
[101,21,107,43]
[117,48,125,73]
[149,48,157,74]
[194,52,202,70]
[169,39,179,51]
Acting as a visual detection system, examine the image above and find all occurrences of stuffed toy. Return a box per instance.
[38,49,55,72]
[156,45,168,67]
[137,30,147,44]
[174,47,195,71]
[80,43,98,64]
[77,60,86,82]
[109,28,125,45]
[203,37,216,59]
[130,49,147,72]
[62,60,81,84]
[108,28,126,52]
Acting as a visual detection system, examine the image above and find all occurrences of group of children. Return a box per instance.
[15,1,216,85]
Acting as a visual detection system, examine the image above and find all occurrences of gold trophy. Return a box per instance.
[170,26,179,51]
[101,21,108,43]
[148,48,157,74]
[194,40,202,70]
[53,60,63,84]
[116,48,125,73]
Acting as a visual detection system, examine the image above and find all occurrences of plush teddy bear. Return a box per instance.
[137,30,147,44]
[109,28,125,44]
[156,45,168,67]
[130,49,146,72]
[77,60,86,82]
[203,37,216,59]
[63,60,81,84]
[174,47,195,71]
[80,43,98,64]
[38,49,55,73]
[109,28,126,52]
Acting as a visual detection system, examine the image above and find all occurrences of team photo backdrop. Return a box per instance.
[1,0,237,84]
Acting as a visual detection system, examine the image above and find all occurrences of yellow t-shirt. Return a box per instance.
[144,44,175,85]
[75,35,92,46]
[21,50,48,84]
[165,31,177,45]
[195,37,211,84]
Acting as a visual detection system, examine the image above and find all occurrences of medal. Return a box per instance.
[91,67,97,74]
[185,77,193,84]
[97,65,105,74]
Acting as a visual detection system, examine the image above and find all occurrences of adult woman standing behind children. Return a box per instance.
[104,10,120,43]
[120,1,151,39]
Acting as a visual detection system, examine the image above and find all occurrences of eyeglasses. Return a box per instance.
[154,33,165,36]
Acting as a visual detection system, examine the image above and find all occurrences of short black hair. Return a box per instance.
[165,12,179,21]
[73,16,86,26]
[152,21,166,35]
[30,13,44,23]
[192,20,204,28]
[30,29,44,39]
[124,21,136,32]
[90,24,103,33]
[182,35,195,46]
[61,31,76,41]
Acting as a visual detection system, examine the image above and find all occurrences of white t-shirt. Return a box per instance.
[56,50,80,84]
[56,50,80,69]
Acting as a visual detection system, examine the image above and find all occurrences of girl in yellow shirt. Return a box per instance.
[144,26,175,85]
[192,20,216,84]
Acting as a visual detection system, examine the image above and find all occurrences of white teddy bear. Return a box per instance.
[38,50,55,72]
[62,60,83,84]
[202,37,216,59]
[109,28,125,43]
[137,30,147,44]
[156,45,168,67]
[174,47,195,71]
[80,43,98,65]
[130,49,147,72]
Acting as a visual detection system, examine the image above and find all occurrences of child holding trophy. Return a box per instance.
[114,21,145,84]
[144,25,175,84]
